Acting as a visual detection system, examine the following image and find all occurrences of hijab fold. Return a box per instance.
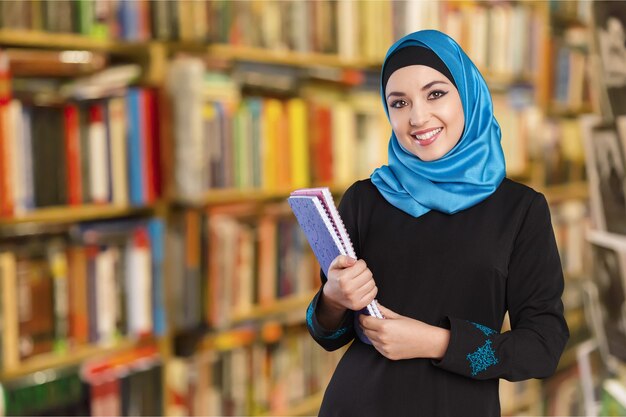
[370,30,506,217]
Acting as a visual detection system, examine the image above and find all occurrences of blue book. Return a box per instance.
[126,89,145,206]
[148,219,166,336]
[288,188,384,344]
[287,195,346,277]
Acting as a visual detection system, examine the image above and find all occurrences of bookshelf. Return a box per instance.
[0,336,159,380]
[0,0,600,416]
[0,204,157,226]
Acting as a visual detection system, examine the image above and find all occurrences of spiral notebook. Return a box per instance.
[288,187,383,320]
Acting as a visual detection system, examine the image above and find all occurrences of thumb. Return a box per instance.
[376,303,400,319]
[330,255,357,271]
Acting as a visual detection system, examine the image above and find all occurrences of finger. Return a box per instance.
[344,259,368,277]
[354,278,376,299]
[359,314,375,330]
[360,312,383,331]
[329,255,356,271]
[346,267,374,291]
[376,303,399,319]
[359,285,378,307]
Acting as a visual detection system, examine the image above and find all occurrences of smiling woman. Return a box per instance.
[304,30,569,417]
[385,64,465,161]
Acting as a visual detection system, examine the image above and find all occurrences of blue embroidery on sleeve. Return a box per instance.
[469,321,498,337]
[467,340,499,376]
[306,302,348,340]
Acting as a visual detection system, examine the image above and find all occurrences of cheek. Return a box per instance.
[389,112,406,137]
[444,107,465,142]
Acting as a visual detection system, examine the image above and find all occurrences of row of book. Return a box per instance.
[166,325,343,417]
[0,84,161,216]
[167,57,571,199]
[0,218,165,372]
[0,0,150,41]
[1,345,163,416]
[166,57,389,197]
[158,0,547,80]
[551,38,593,113]
[168,202,318,332]
[0,1,552,79]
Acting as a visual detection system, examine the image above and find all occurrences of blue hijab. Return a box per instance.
[370,30,506,218]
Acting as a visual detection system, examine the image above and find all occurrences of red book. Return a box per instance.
[311,104,333,185]
[141,89,156,203]
[0,104,9,217]
[68,246,89,346]
[149,89,163,198]
[0,51,12,216]
[64,104,83,205]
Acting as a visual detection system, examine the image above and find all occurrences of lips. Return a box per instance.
[411,127,442,146]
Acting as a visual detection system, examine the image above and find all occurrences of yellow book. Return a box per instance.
[0,251,19,371]
[262,99,281,192]
[287,98,310,189]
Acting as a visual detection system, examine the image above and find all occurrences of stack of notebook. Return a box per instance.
[288,187,383,320]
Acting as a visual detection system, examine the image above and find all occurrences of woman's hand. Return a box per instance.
[359,304,450,361]
[322,255,378,312]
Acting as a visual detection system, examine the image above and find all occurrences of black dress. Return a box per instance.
[305,178,569,417]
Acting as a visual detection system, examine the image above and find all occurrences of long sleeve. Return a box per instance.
[305,184,360,351]
[306,289,356,351]
[433,192,569,380]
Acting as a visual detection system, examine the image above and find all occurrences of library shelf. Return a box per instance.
[173,186,345,206]
[0,30,160,54]
[0,204,157,226]
[0,337,157,380]
[230,290,317,324]
[207,44,380,69]
[199,291,317,352]
[0,29,114,50]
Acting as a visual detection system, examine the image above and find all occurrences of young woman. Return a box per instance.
[305,30,569,416]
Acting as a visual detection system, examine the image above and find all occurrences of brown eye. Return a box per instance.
[428,90,448,100]
[390,100,407,108]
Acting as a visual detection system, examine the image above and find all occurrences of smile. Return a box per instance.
[411,127,442,145]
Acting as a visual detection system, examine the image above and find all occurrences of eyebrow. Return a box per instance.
[386,80,449,100]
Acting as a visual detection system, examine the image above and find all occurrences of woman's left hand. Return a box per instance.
[359,304,450,361]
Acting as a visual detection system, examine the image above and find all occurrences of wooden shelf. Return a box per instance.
[231,290,317,324]
[260,391,324,417]
[1,338,144,380]
[547,105,594,118]
[208,44,380,69]
[200,291,316,352]
[174,186,347,207]
[0,29,114,50]
[0,204,156,226]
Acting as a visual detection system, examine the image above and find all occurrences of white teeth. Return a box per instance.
[414,128,442,140]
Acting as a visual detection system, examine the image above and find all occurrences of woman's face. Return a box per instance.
[385,65,464,162]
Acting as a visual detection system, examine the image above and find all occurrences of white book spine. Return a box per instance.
[89,117,110,203]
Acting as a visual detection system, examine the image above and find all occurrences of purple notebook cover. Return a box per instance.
[287,196,344,276]
[288,194,375,345]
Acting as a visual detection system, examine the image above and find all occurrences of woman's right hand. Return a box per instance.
[322,255,378,312]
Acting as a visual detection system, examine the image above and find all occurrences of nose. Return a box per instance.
[410,104,430,127]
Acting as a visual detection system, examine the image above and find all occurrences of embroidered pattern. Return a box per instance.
[470,321,498,337]
[467,340,499,376]
[306,302,348,340]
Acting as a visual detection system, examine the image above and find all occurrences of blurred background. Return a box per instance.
[0,0,625,416]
